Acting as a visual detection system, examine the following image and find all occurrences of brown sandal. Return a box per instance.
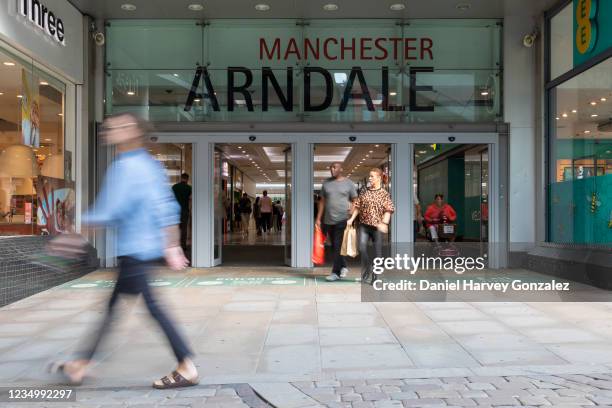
[153,370,199,389]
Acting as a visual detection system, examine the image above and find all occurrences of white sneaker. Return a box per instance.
[339,267,349,278]
[325,274,340,282]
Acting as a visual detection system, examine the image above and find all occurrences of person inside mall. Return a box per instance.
[348,167,394,284]
[424,193,458,244]
[172,172,192,257]
[47,113,199,389]
[316,162,358,281]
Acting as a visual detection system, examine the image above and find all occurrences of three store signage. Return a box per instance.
[18,0,66,45]
[185,36,437,113]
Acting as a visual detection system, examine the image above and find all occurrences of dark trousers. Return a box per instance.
[80,256,192,362]
[261,212,272,232]
[179,211,189,253]
[255,216,262,234]
[323,220,347,276]
[359,224,383,282]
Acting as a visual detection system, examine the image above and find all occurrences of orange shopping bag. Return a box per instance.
[312,225,325,265]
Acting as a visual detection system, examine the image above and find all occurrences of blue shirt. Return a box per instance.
[84,148,180,260]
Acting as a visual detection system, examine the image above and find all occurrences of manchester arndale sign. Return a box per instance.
[185,36,436,113]
[18,0,66,45]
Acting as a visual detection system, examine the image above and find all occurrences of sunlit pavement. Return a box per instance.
[3,267,612,407]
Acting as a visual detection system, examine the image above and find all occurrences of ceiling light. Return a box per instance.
[601,97,607,102]
[584,130,591,134]
[365,154,369,157]
[572,109,577,113]
[44,138,51,141]
[16,94,22,98]
[334,72,348,85]
[242,150,246,153]
[375,144,379,147]
[188,4,204,11]
[591,114,598,117]
[255,3,270,11]
[58,113,63,116]
[590,101,597,106]
[173,73,179,77]
[390,3,405,11]
[369,150,373,153]
[389,92,397,96]
[323,3,339,11]
[3,62,15,66]
[555,117,559,120]
[126,91,135,95]
[562,112,568,117]
[418,150,427,154]
[456,3,471,11]
[0,92,3,95]
[194,98,201,102]
[39,81,48,86]
[121,3,136,11]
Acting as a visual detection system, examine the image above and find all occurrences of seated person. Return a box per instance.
[424,194,457,243]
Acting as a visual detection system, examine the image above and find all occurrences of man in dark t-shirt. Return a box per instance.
[172,173,192,255]
[316,162,357,281]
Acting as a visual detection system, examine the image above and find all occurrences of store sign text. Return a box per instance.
[185,36,436,113]
[259,37,434,61]
[185,66,435,113]
[18,0,66,45]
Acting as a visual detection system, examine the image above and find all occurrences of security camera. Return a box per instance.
[249,135,256,141]
[522,30,538,48]
[448,136,456,142]
[349,136,357,142]
[93,31,105,46]
[150,136,158,142]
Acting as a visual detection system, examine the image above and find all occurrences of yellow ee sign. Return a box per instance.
[575,0,598,55]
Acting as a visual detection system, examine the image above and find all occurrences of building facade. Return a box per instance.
[0,0,97,305]
[0,0,610,302]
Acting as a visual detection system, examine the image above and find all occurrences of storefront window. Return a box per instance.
[0,46,71,236]
[548,57,612,245]
[106,19,502,123]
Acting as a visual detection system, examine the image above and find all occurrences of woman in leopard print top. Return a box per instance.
[347,168,394,284]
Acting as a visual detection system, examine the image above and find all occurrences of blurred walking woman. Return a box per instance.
[48,113,198,389]
[347,168,394,284]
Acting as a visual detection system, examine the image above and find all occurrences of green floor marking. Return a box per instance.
[60,275,372,289]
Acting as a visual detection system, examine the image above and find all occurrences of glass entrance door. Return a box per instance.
[213,148,223,266]
[414,143,490,258]
[284,146,292,266]
[150,143,193,262]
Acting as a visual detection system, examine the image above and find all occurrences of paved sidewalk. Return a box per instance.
[2,267,612,407]
[5,372,612,407]
[292,373,612,407]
